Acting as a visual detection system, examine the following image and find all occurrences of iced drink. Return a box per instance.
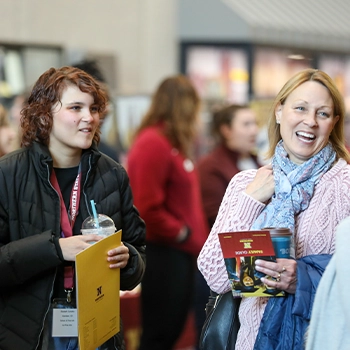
[81,214,116,239]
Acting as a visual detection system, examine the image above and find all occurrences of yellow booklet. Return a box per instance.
[76,230,121,350]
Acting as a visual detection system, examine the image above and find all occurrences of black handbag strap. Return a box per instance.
[200,290,241,350]
[204,289,219,317]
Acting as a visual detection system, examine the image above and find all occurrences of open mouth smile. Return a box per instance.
[296,131,316,143]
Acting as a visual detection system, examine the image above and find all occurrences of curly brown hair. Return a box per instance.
[134,75,200,157]
[21,66,108,147]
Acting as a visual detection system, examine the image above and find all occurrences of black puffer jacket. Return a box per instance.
[0,142,146,350]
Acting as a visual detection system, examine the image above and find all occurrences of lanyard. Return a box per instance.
[50,166,82,302]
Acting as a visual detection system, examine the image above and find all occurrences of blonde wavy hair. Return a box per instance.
[266,68,350,163]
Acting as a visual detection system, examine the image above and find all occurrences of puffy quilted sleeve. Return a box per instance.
[115,165,146,291]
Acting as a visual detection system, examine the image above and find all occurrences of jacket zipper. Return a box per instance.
[35,163,60,349]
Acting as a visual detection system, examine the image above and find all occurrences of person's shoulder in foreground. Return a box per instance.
[305,215,350,349]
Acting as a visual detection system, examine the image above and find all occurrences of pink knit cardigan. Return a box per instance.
[197,159,350,350]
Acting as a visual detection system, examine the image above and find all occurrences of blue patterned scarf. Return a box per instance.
[251,141,336,235]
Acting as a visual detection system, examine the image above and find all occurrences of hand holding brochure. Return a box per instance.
[218,230,284,297]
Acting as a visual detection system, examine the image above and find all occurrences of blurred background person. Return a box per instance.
[197,104,260,228]
[127,75,208,350]
[72,59,122,163]
[8,92,29,149]
[344,96,350,152]
[193,104,260,347]
[0,103,17,157]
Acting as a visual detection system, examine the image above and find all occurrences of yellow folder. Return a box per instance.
[76,230,121,350]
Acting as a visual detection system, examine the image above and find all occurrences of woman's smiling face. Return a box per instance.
[275,81,339,165]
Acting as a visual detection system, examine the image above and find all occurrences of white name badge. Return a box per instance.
[52,308,78,337]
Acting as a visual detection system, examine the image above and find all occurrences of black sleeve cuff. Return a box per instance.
[53,237,65,262]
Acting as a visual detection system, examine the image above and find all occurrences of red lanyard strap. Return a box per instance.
[50,169,81,237]
[50,166,82,302]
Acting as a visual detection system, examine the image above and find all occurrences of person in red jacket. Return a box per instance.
[127,75,208,350]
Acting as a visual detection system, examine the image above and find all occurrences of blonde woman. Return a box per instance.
[198,69,350,350]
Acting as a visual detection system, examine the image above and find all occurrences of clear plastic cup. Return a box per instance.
[81,214,116,239]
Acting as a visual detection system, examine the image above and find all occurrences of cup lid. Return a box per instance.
[82,214,115,230]
[262,227,292,236]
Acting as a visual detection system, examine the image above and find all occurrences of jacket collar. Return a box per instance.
[30,141,101,180]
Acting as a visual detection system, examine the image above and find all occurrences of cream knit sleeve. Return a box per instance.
[197,169,265,294]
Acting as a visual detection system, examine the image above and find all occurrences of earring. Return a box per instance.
[276,120,280,124]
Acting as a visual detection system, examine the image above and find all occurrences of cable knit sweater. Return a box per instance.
[197,159,350,350]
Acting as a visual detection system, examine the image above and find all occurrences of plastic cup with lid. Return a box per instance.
[81,214,116,241]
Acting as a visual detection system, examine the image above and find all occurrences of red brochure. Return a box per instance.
[218,230,284,297]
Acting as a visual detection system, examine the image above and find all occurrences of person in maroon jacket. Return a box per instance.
[194,104,260,346]
[127,75,208,350]
[197,104,260,228]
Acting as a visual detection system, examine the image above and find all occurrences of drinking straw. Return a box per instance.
[90,200,100,228]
